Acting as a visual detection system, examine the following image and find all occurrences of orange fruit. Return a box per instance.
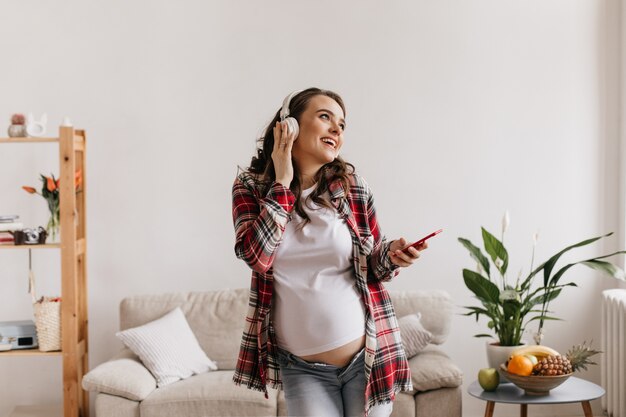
[507,355,534,376]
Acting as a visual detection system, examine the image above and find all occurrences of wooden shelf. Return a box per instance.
[0,137,59,143]
[0,348,62,357]
[0,133,84,145]
[0,239,85,252]
[0,243,61,249]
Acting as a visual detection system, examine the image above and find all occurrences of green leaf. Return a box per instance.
[481,227,509,275]
[458,237,491,277]
[528,288,562,307]
[463,269,500,304]
[588,251,626,263]
[520,234,613,290]
[462,307,495,324]
[541,233,612,287]
[474,334,495,338]
[548,263,577,287]
[462,306,492,316]
[526,282,576,299]
[580,259,626,280]
[526,315,562,323]
[549,250,626,287]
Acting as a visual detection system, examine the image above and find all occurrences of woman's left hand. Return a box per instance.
[388,238,428,268]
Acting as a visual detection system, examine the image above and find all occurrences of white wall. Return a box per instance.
[0,1,623,416]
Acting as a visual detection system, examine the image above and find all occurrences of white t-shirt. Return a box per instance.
[271,185,366,356]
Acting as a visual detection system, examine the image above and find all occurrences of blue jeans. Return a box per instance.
[276,348,393,417]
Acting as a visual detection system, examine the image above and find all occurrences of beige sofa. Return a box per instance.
[83,288,462,417]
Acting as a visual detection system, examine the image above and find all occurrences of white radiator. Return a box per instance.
[602,289,626,417]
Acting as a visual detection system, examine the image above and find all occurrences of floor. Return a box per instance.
[9,405,62,417]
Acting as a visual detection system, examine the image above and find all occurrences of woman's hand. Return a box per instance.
[388,238,428,268]
[272,121,296,188]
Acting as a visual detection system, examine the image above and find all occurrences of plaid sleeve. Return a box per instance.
[232,175,295,273]
[364,182,400,283]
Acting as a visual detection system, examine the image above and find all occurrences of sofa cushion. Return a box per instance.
[398,313,433,358]
[407,346,463,393]
[389,290,453,344]
[95,393,140,417]
[116,307,218,387]
[120,289,248,370]
[140,370,278,417]
[82,348,156,401]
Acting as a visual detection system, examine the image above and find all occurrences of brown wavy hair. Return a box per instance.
[247,88,355,224]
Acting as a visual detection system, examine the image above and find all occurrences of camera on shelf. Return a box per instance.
[12,227,47,245]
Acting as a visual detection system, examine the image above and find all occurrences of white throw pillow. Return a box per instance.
[116,307,218,387]
[398,312,433,359]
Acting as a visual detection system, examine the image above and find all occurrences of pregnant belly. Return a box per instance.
[299,335,366,367]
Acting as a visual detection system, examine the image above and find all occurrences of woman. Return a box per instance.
[232,88,427,417]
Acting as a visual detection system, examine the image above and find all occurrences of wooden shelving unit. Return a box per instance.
[0,127,89,417]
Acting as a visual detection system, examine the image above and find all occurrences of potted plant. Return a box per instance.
[22,170,82,242]
[459,212,625,373]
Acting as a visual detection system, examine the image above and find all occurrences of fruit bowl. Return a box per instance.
[499,364,571,395]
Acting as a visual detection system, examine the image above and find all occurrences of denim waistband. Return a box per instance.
[277,347,365,372]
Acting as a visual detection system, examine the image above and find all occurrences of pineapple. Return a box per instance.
[532,355,572,376]
[532,340,601,376]
[566,340,601,372]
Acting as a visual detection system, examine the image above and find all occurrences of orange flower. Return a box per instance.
[55,179,60,189]
[46,176,57,192]
[22,186,37,194]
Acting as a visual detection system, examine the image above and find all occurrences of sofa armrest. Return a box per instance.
[408,346,463,393]
[82,347,157,401]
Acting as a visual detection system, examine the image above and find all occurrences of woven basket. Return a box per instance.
[33,297,61,352]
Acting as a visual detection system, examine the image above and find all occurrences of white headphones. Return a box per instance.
[279,90,302,138]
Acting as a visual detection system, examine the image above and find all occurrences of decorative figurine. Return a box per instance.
[26,113,47,137]
[7,114,27,137]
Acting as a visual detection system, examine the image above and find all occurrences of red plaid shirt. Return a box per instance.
[231,171,412,413]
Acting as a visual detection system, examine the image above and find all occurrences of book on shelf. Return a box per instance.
[0,222,23,232]
[0,215,19,223]
[0,231,14,244]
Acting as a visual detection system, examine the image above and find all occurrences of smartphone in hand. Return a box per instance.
[402,229,443,253]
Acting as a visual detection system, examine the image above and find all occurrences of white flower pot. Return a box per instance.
[485,340,527,382]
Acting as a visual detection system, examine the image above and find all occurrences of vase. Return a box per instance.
[7,124,27,137]
[486,340,527,383]
[46,209,60,243]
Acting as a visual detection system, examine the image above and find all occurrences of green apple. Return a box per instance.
[524,354,538,366]
[478,367,499,391]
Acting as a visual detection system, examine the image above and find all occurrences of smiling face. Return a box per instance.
[291,94,346,179]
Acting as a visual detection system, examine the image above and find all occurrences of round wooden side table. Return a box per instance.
[468,377,605,417]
